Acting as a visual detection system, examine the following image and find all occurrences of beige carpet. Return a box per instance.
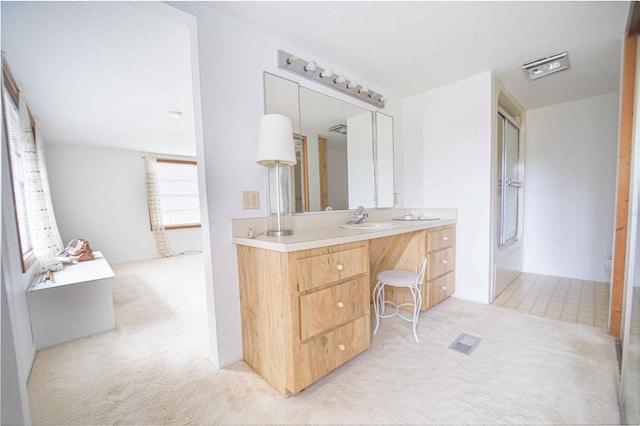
[28,254,621,424]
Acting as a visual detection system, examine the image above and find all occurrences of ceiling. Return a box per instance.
[1,1,196,156]
[0,1,630,156]
[213,1,629,110]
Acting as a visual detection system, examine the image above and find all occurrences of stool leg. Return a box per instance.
[373,281,383,335]
[410,285,421,343]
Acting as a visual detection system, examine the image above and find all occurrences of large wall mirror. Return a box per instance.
[264,72,394,212]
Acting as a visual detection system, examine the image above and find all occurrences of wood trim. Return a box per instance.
[318,137,328,210]
[156,158,197,165]
[165,224,201,231]
[626,1,640,35]
[2,57,35,130]
[301,136,310,211]
[293,134,310,211]
[610,29,637,337]
[2,57,19,105]
[22,250,36,273]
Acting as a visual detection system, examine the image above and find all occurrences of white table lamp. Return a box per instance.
[256,114,296,236]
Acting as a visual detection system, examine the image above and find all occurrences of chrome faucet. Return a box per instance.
[347,206,369,225]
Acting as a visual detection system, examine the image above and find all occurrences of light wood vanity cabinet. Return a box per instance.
[425,225,456,308]
[236,241,370,395]
[235,222,456,394]
[368,224,456,311]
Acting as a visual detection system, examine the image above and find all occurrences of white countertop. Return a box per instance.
[30,251,115,291]
[232,218,456,252]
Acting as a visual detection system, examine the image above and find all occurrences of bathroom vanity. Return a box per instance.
[233,210,456,395]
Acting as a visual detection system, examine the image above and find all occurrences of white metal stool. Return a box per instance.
[372,257,427,343]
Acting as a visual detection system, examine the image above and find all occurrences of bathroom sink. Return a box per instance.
[340,221,399,230]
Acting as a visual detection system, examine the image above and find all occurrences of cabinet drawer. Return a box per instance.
[427,246,455,280]
[427,272,455,308]
[427,226,456,252]
[296,247,368,292]
[298,314,370,391]
[299,277,369,340]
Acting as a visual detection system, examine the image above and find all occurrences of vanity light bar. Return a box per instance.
[277,50,386,108]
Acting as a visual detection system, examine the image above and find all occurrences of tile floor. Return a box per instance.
[493,272,609,328]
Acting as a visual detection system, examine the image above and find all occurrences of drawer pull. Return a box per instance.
[336,264,344,271]
[338,343,346,351]
[336,301,345,309]
[442,236,449,241]
[442,260,448,264]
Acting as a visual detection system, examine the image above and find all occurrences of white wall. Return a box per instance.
[403,72,494,303]
[47,144,203,264]
[1,122,34,423]
[168,1,401,368]
[523,93,619,282]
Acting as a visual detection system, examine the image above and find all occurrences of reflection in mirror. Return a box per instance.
[376,112,394,208]
[298,87,372,211]
[263,73,300,135]
[264,72,393,212]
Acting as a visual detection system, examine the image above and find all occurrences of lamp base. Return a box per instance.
[266,229,293,237]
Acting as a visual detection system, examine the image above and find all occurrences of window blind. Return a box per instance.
[156,160,201,228]
[2,87,33,257]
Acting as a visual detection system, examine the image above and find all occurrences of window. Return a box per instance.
[154,159,201,229]
[2,62,35,271]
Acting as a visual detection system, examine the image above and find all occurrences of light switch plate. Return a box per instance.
[242,191,260,209]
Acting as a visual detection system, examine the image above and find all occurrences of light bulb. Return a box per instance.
[347,81,358,89]
[286,56,298,65]
[333,76,346,84]
[320,68,333,78]
[380,95,387,102]
[304,61,317,72]
[358,86,369,94]
[547,61,561,70]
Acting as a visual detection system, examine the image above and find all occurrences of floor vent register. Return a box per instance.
[449,333,482,355]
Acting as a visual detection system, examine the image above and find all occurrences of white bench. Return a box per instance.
[28,251,116,349]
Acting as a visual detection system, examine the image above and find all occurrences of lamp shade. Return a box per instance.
[256,114,296,166]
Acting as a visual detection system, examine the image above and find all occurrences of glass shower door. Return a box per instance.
[499,114,521,247]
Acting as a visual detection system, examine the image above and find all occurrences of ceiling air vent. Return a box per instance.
[522,52,570,81]
[329,124,348,135]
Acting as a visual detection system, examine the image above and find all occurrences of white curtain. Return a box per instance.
[18,91,63,273]
[144,157,175,257]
